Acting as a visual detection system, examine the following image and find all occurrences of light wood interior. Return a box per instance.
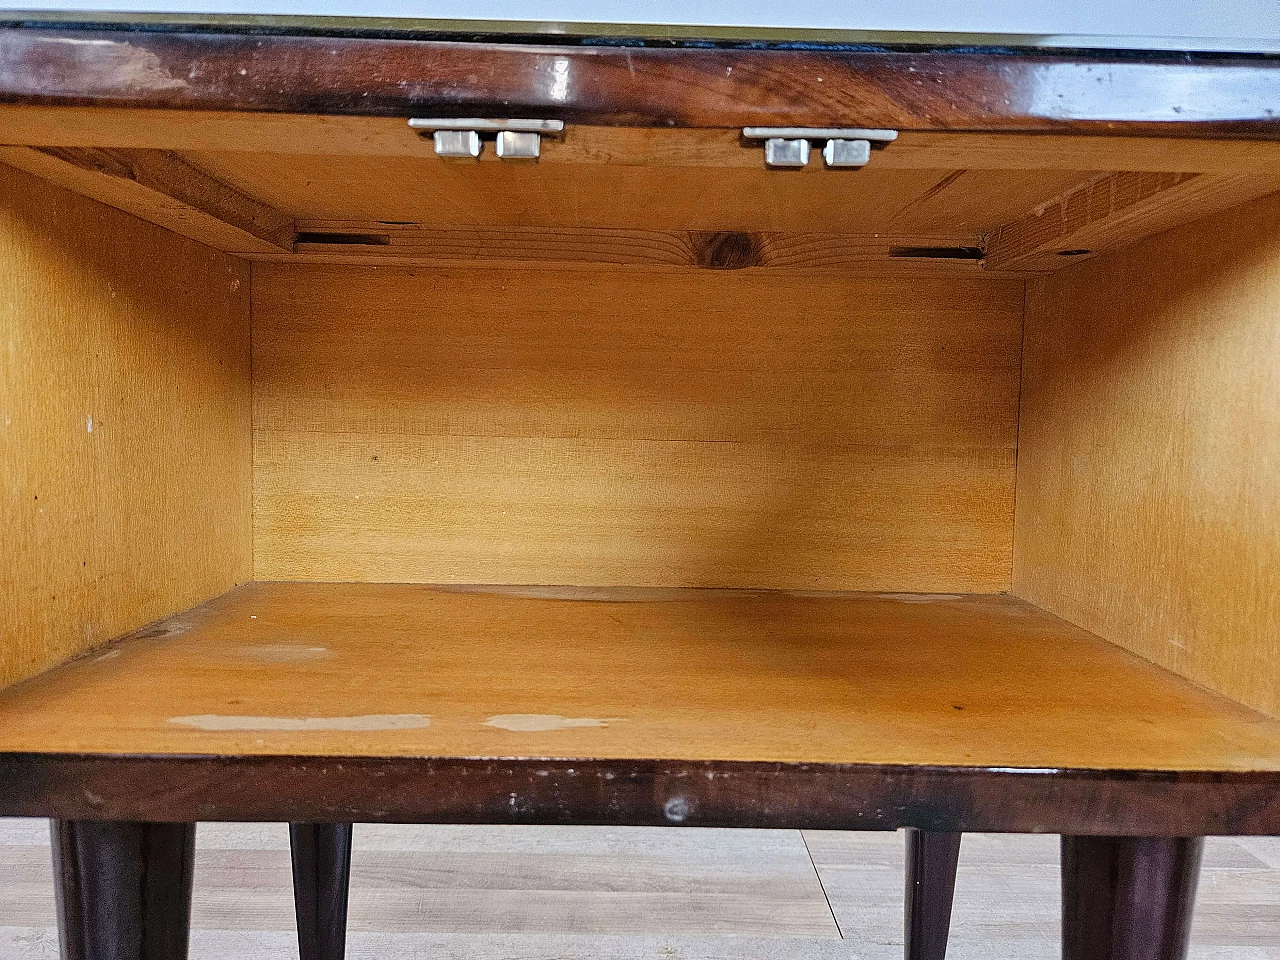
[0,163,253,690]
[1,111,1279,731]
[251,263,1022,590]
[4,107,1280,275]
[1013,192,1280,719]
[1,582,1278,771]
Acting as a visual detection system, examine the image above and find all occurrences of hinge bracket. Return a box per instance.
[408,118,566,160]
[741,127,898,169]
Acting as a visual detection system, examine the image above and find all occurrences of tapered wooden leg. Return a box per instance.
[904,828,962,960]
[1062,835,1203,960]
[290,823,354,960]
[52,820,196,960]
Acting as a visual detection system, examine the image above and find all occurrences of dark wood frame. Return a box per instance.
[0,18,1276,959]
[3,754,1278,834]
[1,24,1279,137]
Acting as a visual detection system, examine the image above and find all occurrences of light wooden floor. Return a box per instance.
[2,820,1276,959]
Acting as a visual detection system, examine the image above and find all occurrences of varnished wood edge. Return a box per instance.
[5,13,1280,55]
[0,27,1278,136]
[3,754,1277,834]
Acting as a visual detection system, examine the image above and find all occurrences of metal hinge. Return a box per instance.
[408,118,566,160]
[741,127,898,169]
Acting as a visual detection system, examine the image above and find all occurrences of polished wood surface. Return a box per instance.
[1014,191,1280,718]
[290,823,353,960]
[1,28,1278,136]
[52,820,196,960]
[1061,836,1203,960]
[1,582,1277,772]
[6,753,1280,834]
[251,264,1022,591]
[0,162,252,691]
[904,830,962,960]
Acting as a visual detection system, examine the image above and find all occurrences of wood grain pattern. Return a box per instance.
[187,150,1094,238]
[251,264,1022,590]
[0,28,1278,136]
[985,171,1280,271]
[276,222,990,274]
[1,107,1279,172]
[0,146,295,254]
[1013,191,1280,718]
[0,162,253,691]
[0,583,1278,779]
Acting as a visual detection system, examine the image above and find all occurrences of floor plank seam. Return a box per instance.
[801,830,845,941]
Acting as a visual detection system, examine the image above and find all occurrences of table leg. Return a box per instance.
[290,822,354,960]
[1062,835,1203,960]
[52,820,196,960]
[905,828,963,960]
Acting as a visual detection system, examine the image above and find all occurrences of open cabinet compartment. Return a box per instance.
[2,98,1280,835]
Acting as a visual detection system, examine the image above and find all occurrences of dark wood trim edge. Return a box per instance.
[3,754,1278,834]
[1,27,1278,136]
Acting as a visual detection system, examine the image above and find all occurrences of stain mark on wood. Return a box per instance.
[168,714,431,732]
[483,714,621,732]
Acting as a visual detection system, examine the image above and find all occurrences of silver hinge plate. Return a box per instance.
[409,118,566,160]
[742,127,898,169]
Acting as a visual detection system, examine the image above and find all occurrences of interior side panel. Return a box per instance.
[0,163,253,690]
[1013,191,1280,718]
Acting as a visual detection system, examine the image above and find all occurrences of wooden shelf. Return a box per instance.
[1,581,1276,769]
[2,582,1278,833]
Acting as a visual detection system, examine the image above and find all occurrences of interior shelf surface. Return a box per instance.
[1,582,1276,773]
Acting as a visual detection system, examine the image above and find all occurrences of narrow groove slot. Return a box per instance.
[296,232,391,246]
[889,246,985,260]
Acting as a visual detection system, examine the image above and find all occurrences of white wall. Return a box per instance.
[3,0,1278,52]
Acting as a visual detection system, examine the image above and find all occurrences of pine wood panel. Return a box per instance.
[3,106,1279,172]
[186,151,1092,236]
[262,223,1004,277]
[0,162,253,690]
[251,264,1022,590]
[0,146,295,254]
[1013,191,1280,718]
[985,170,1280,271]
[0,583,1277,771]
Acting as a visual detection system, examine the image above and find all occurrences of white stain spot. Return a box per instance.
[483,714,619,733]
[33,37,188,91]
[663,797,690,822]
[86,417,93,433]
[168,714,431,732]
[548,57,571,102]
[94,649,122,662]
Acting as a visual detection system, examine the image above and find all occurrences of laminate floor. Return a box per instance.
[1,819,1276,959]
